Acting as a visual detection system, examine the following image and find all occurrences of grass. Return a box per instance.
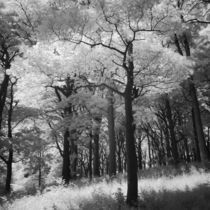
[140,184,210,210]
[1,165,210,210]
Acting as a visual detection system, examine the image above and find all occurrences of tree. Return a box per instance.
[16,122,51,190]
[38,0,189,205]
[0,78,16,193]
[73,0,185,205]
[0,5,22,130]
[49,76,78,184]
[170,0,210,167]
[0,92,40,193]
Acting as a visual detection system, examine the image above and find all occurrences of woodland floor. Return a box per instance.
[1,165,210,210]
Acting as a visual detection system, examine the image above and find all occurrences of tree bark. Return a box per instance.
[93,116,101,177]
[0,74,9,129]
[147,133,152,168]
[178,112,190,163]
[137,139,142,170]
[160,128,166,165]
[117,130,124,173]
[107,89,116,176]
[125,42,138,206]
[5,80,14,194]
[207,127,210,154]
[165,95,179,164]
[89,134,93,180]
[93,132,100,176]
[38,151,42,188]
[189,79,209,166]
[5,149,13,194]
[62,129,71,184]
[183,135,190,163]
[70,130,78,179]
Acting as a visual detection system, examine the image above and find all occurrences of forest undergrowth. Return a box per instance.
[1,164,210,210]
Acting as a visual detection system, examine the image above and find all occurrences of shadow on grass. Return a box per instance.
[140,183,210,210]
[79,184,210,210]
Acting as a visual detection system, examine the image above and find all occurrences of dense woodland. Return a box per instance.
[0,0,210,208]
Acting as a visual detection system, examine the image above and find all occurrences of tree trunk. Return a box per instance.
[123,148,127,172]
[107,89,116,176]
[164,126,171,162]
[70,130,78,179]
[93,116,101,177]
[189,79,209,166]
[93,132,100,176]
[160,129,166,165]
[117,130,124,173]
[106,158,109,175]
[207,127,210,154]
[147,133,152,168]
[0,74,9,129]
[62,129,71,184]
[165,95,179,164]
[137,139,142,170]
[177,112,190,163]
[5,149,13,194]
[5,81,14,194]
[38,151,42,188]
[117,149,122,173]
[125,42,138,207]
[89,135,92,180]
[183,136,190,163]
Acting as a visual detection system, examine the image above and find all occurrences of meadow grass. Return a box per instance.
[2,165,210,210]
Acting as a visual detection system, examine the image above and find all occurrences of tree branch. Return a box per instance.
[0,154,8,164]
[79,75,125,96]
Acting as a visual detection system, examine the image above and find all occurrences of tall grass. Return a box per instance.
[2,166,210,210]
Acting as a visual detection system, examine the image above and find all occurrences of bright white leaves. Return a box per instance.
[133,39,190,95]
[7,0,193,119]
[20,41,90,76]
[14,72,48,108]
[82,38,190,96]
[38,0,85,42]
[181,0,210,23]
